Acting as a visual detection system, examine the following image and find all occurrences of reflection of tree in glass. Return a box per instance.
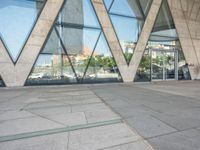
[140,55,150,70]
[165,55,174,65]
[124,52,133,64]
[84,55,116,72]
[135,53,151,82]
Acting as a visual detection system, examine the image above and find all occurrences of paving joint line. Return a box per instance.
[0,119,122,143]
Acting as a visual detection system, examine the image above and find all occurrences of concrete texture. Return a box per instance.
[0,86,152,150]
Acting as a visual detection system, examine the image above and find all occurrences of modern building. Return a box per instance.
[0,0,199,87]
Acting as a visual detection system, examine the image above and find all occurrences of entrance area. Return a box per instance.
[151,50,178,81]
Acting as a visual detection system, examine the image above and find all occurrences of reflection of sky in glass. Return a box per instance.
[83,0,100,28]
[95,33,112,56]
[83,28,101,54]
[0,0,40,62]
[104,0,113,10]
[36,55,53,67]
[110,15,141,42]
[34,0,112,67]
[110,0,136,17]
[139,0,152,16]
[151,29,178,38]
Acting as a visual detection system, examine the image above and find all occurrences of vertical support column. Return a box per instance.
[91,0,131,82]
[168,0,200,80]
[129,0,163,80]
[0,0,64,87]
[92,0,162,82]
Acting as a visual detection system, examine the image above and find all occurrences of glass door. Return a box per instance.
[151,51,164,80]
[164,51,176,80]
[151,50,178,81]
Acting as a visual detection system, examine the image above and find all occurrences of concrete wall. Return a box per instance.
[0,0,200,87]
[168,0,200,79]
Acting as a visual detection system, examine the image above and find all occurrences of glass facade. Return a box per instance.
[104,0,152,65]
[26,0,122,85]
[0,0,46,62]
[135,0,190,82]
[0,0,192,87]
[0,76,5,87]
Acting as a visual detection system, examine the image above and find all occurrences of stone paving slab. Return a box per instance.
[102,141,154,150]
[0,132,69,150]
[149,128,200,150]
[91,81,200,150]
[0,86,153,150]
[126,115,177,138]
[67,123,142,150]
[27,105,71,116]
[44,112,87,126]
[0,116,65,137]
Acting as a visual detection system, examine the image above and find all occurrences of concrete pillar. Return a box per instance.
[168,0,200,79]
[92,0,162,82]
[0,0,64,87]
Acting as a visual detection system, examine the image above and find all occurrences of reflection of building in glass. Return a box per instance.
[0,0,197,87]
[26,0,122,85]
[135,0,190,82]
[105,0,146,64]
[120,41,135,54]
[0,0,46,62]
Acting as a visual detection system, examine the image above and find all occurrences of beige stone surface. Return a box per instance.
[0,0,64,87]
[168,0,200,79]
[92,0,162,82]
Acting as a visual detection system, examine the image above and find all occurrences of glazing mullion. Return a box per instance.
[82,31,102,82]
[54,27,80,83]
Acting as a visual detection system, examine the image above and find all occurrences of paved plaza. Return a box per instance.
[0,81,200,149]
[92,81,200,150]
[0,85,152,150]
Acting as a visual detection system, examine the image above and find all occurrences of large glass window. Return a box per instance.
[83,33,122,83]
[104,0,152,65]
[139,0,153,16]
[0,0,46,62]
[135,0,190,82]
[0,76,5,87]
[26,0,122,85]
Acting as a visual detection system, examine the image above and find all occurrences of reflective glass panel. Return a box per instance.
[110,15,143,64]
[83,33,122,83]
[26,29,77,85]
[60,0,100,28]
[109,0,143,18]
[104,0,113,10]
[135,0,190,82]
[178,51,190,80]
[150,0,177,40]
[139,0,152,16]
[58,27,101,79]
[135,50,151,82]
[105,0,151,65]
[0,0,46,62]
[27,0,122,85]
[0,76,5,87]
